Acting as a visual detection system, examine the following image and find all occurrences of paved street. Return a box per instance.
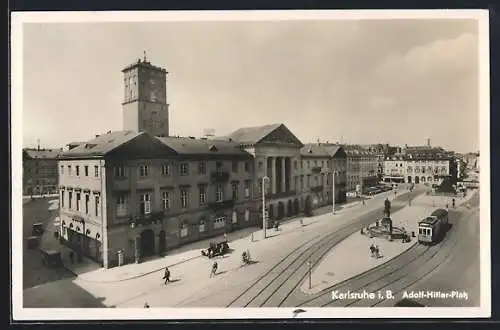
[22,198,74,290]
[376,192,481,307]
[23,189,406,308]
[22,187,479,309]
[293,190,480,308]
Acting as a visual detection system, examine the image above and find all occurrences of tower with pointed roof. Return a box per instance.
[122,52,170,137]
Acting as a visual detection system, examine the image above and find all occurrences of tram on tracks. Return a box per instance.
[417,208,449,245]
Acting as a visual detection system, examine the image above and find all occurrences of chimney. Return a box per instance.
[427,138,431,147]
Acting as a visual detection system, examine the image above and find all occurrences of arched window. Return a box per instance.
[245,209,250,221]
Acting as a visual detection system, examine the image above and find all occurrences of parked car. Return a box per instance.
[32,223,45,236]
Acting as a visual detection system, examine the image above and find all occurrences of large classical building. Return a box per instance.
[57,57,350,268]
[23,147,61,196]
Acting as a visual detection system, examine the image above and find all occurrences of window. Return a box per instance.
[307,161,310,168]
[232,182,239,200]
[300,176,304,190]
[258,161,263,170]
[84,166,89,177]
[85,194,90,214]
[214,216,225,229]
[114,165,125,177]
[95,195,100,217]
[232,211,238,224]
[294,160,298,169]
[199,185,207,205]
[232,161,238,173]
[180,189,190,209]
[180,223,188,238]
[198,161,206,175]
[216,185,224,202]
[68,165,72,175]
[161,164,170,176]
[244,162,250,173]
[245,209,250,222]
[94,165,99,178]
[140,194,151,215]
[61,191,65,208]
[60,165,64,175]
[244,180,250,199]
[76,193,81,211]
[68,192,72,210]
[76,166,80,176]
[180,163,189,176]
[139,165,149,177]
[199,219,206,232]
[161,191,171,211]
[116,194,128,216]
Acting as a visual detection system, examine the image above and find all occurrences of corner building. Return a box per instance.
[57,58,352,268]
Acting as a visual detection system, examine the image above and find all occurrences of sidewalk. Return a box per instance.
[300,202,433,294]
[410,188,478,209]
[70,192,393,284]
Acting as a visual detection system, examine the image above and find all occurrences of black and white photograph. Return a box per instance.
[11,9,490,320]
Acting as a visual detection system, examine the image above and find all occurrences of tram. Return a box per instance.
[417,208,449,244]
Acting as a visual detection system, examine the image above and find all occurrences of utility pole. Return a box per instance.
[332,170,336,214]
[262,176,269,239]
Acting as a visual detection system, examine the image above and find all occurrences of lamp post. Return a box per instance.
[332,170,336,215]
[262,176,270,239]
[307,260,312,289]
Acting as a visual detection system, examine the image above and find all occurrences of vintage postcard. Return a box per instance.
[11,9,490,320]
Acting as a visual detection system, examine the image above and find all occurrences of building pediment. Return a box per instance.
[257,124,304,148]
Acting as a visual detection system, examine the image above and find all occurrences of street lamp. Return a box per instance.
[332,170,336,215]
[262,176,270,239]
[307,260,312,289]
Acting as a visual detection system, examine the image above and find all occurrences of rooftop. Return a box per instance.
[23,148,61,159]
[225,123,282,144]
[155,136,251,157]
[61,130,142,157]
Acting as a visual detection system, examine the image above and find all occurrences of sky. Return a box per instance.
[21,17,481,153]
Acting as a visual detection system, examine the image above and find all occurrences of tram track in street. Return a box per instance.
[291,193,479,308]
[225,191,420,307]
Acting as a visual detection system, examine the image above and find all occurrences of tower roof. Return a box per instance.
[122,58,167,73]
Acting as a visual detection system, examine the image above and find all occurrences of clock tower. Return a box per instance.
[122,53,169,137]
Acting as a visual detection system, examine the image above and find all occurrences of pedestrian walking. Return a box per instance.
[362,199,365,206]
[210,261,218,278]
[250,232,254,242]
[163,267,171,284]
[223,233,228,241]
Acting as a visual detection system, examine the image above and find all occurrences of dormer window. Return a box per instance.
[209,145,218,152]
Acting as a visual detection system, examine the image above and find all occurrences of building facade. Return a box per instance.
[23,148,61,196]
[383,147,455,185]
[343,145,379,193]
[57,58,354,268]
[300,143,347,211]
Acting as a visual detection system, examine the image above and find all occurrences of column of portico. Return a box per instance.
[271,157,277,194]
[281,157,286,193]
